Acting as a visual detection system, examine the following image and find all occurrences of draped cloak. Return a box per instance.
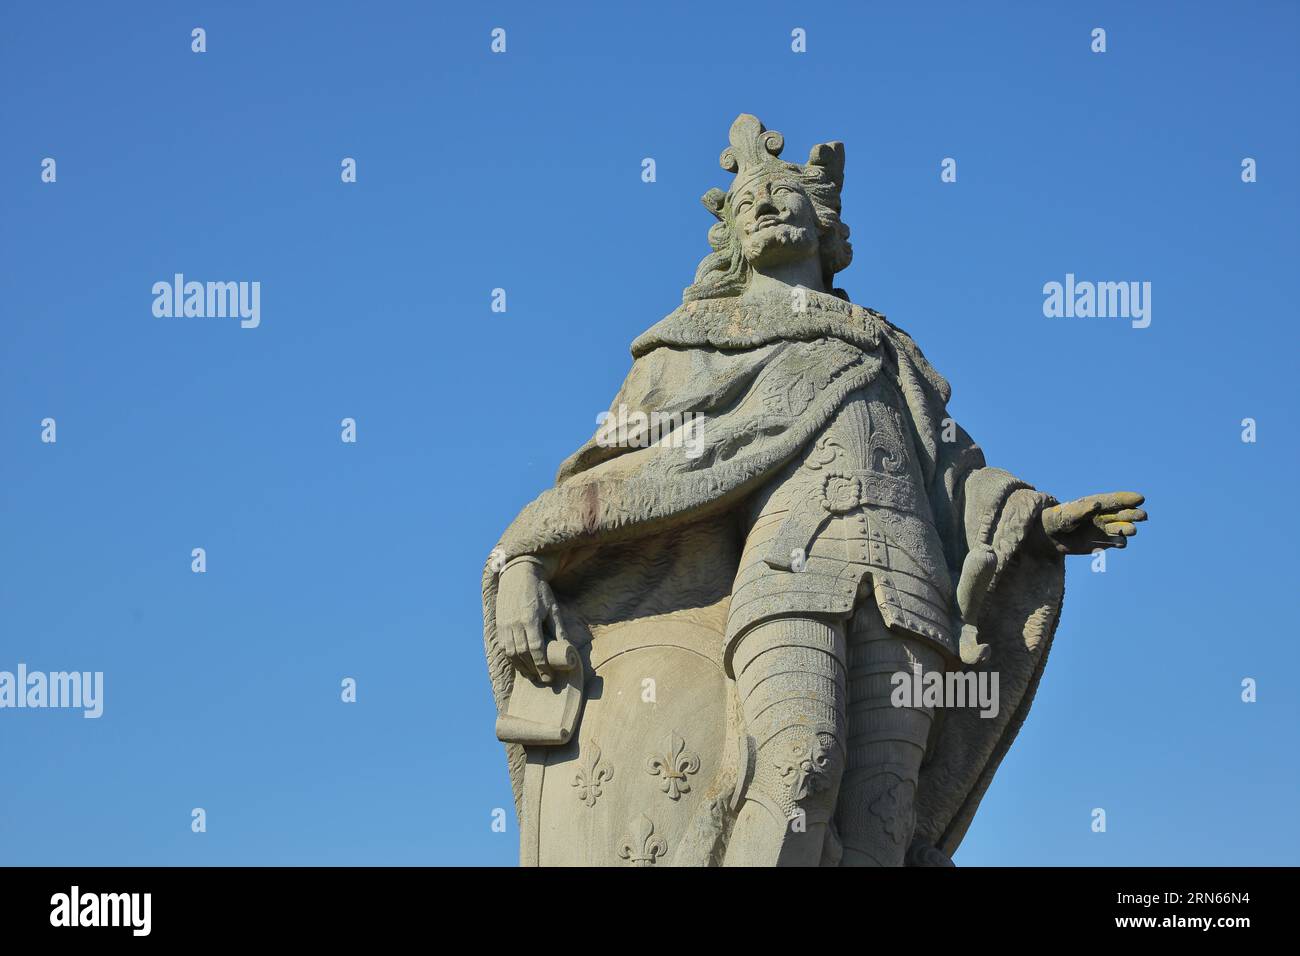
[481,288,1066,862]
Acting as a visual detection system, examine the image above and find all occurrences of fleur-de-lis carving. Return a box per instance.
[617,814,667,866]
[776,735,833,802]
[571,739,613,808]
[645,732,701,800]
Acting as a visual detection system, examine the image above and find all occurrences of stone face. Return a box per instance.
[482,114,1146,866]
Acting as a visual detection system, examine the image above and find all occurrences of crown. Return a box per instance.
[701,114,846,221]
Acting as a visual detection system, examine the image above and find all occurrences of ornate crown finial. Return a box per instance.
[719,114,786,177]
[703,114,847,222]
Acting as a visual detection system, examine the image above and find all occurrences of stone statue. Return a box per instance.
[481,114,1146,866]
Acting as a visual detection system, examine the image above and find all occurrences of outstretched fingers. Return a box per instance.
[1086,491,1145,514]
[1094,499,1148,539]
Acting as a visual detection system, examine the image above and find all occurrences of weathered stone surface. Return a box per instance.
[482,115,1146,866]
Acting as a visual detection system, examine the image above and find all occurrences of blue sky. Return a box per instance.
[1,0,1296,865]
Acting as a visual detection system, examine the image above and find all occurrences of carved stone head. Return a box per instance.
[684,114,853,302]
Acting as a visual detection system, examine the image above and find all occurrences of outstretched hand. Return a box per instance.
[1041,491,1147,555]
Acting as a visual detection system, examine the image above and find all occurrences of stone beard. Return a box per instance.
[480,114,1145,866]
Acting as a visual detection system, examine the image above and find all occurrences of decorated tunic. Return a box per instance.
[728,372,957,668]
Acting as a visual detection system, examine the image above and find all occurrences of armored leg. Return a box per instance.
[724,615,847,866]
[835,597,943,866]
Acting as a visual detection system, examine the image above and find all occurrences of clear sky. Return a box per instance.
[2,1,1297,866]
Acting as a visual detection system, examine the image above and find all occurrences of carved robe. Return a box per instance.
[482,288,1066,865]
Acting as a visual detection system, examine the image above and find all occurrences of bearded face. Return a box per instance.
[729,172,821,270]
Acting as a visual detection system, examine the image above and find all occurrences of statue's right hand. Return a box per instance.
[495,557,568,684]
